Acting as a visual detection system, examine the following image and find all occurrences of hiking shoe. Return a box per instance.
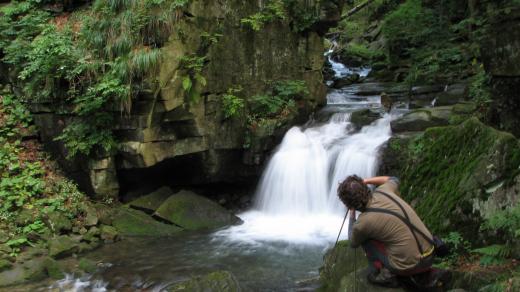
[429,268,452,289]
[367,267,401,288]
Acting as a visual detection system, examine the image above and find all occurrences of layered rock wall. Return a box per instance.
[31,0,345,198]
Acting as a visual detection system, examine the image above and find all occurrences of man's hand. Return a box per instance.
[362,176,390,186]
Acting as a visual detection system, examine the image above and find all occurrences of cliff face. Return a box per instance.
[29,0,344,198]
[480,1,520,137]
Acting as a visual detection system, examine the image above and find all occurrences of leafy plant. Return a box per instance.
[180,54,207,102]
[241,0,287,31]
[222,87,245,119]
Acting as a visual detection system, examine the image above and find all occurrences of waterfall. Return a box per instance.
[216,58,393,245]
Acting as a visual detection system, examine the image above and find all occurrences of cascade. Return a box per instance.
[217,63,394,244]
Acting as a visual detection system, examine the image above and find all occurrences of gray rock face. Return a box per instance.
[480,3,520,137]
[154,190,242,231]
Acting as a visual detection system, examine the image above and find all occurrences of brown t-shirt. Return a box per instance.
[350,178,433,271]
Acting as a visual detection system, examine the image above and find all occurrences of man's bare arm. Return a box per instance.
[362,176,390,186]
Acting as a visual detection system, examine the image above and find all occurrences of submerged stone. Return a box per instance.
[112,207,182,236]
[167,270,241,292]
[129,186,174,212]
[154,190,242,231]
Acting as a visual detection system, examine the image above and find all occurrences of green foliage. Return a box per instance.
[469,65,492,111]
[345,42,384,62]
[222,87,245,119]
[471,203,520,265]
[473,244,511,266]
[0,94,89,253]
[180,55,207,102]
[439,232,471,267]
[382,0,438,54]
[273,80,309,99]
[241,0,287,31]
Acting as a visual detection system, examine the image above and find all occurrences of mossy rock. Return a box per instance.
[0,257,57,287]
[0,260,11,273]
[44,211,73,233]
[167,270,241,292]
[48,235,80,259]
[129,186,174,213]
[43,257,64,280]
[100,225,119,243]
[351,109,382,129]
[112,207,182,236]
[319,240,368,291]
[154,190,242,231]
[78,258,97,274]
[395,118,520,239]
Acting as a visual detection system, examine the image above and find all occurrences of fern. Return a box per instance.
[473,244,512,266]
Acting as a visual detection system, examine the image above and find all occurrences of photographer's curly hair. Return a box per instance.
[337,175,372,211]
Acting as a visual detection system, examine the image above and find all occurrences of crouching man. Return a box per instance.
[337,175,451,290]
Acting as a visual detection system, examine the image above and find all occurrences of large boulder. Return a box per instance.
[380,118,520,241]
[154,190,242,230]
[129,186,174,213]
[167,270,241,292]
[112,207,182,236]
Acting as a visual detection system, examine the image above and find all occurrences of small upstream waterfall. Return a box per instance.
[217,90,393,245]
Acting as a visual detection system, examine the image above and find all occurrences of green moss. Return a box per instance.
[399,118,520,238]
[112,207,182,236]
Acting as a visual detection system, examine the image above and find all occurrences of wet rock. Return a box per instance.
[99,225,119,243]
[129,186,174,213]
[154,190,242,231]
[112,207,182,236]
[167,270,241,292]
[434,83,468,106]
[351,109,382,129]
[48,235,80,259]
[331,77,353,89]
[391,106,452,132]
[0,257,47,287]
[78,258,97,274]
[452,102,477,115]
[43,257,64,280]
[44,211,72,233]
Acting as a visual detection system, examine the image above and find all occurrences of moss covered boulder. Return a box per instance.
[381,118,520,240]
[167,271,241,292]
[48,235,80,259]
[319,240,405,292]
[154,190,242,230]
[129,186,174,213]
[112,207,182,236]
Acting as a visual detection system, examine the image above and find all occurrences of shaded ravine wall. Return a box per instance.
[29,0,345,199]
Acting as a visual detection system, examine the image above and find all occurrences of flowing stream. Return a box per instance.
[23,61,397,292]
